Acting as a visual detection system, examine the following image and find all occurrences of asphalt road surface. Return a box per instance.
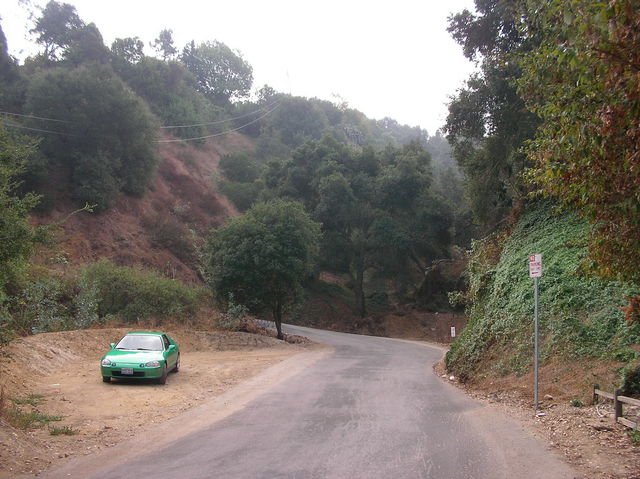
[42,325,575,479]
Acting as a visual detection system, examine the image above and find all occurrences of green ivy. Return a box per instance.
[446,203,640,381]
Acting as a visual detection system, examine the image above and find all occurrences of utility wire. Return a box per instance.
[0,110,73,124]
[159,101,279,129]
[1,120,77,137]
[157,103,279,143]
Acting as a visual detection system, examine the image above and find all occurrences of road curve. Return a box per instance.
[42,325,575,479]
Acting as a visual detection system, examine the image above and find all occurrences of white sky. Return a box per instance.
[3,0,477,135]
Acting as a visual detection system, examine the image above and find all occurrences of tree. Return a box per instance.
[111,37,145,64]
[517,0,640,281]
[0,21,26,111]
[30,0,84,60]
[207,199,321,339]
[263,136,451,317]
[24,64,158,210]
[64,23,110,65]
[0,126,40,303]
[180,40,253,106]
[444,0,538,229]
[151,29,177,61]
[114,57,212,142]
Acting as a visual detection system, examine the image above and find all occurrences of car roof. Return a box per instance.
[124,332,165,336]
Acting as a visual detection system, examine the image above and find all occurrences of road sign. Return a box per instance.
[450,327,456,338]
[529,254,542,277]
[529,253,542,410]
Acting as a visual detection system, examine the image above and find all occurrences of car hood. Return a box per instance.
[103,350,164,363]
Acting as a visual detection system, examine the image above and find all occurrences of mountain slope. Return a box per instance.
[32,133,251,283]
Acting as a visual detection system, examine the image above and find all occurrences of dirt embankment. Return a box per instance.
[0,327,310,477]
[32,132,252,283]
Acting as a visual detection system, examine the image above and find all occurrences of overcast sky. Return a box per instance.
[3,0,477,135]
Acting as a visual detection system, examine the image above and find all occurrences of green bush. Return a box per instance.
[218,180,262,211]
[80,260,202,322]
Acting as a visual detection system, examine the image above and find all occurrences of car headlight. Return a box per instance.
[145,360,160,367]
[101,359,112,366]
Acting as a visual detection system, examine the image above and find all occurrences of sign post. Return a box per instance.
[529,254,542,411]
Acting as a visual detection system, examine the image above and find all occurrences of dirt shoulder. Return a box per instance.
[433,359,640,479]
[0,328,317,478]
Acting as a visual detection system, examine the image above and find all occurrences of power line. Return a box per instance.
[0,110,73,124]
[159,101,279,129]
[1,120,77,137]
[157,103,279,143]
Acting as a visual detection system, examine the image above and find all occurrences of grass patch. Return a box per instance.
[48,425,76,436]
[7,409,63,429]
[11,393,45,407]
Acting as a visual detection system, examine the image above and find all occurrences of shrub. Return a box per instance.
[144,214,197,264]
[80,260,202,323]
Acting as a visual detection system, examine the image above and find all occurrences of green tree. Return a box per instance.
[445,0,538,229]
[24,64,158,210]
[151,29,177,61]
[0,21,26,111]
[114,57,213,141]
[30,0,84,60]
[517,0,640,281]
[180,40,253,106]
[207,199,321,339]
[264,136,451,317]
[111,37,145,64]
[0,126,40,303]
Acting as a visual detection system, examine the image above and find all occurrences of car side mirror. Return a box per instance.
[168,344,176,350]
[110,343,115,349]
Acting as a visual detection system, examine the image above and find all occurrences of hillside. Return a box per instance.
[446,203,640,401]
[31,133,250,283]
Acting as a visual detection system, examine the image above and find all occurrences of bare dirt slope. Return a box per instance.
[32,132,252,283]
[0,327,310,477]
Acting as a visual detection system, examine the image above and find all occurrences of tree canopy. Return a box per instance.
[517,0,640,281]
[206,199,321,339]
[181,40,253,106]
[0,126,40,303]
[24,64,158,210]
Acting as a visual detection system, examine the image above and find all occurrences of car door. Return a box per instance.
[162,334,177,369]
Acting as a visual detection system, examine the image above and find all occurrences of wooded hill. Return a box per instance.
[0,1,468,343]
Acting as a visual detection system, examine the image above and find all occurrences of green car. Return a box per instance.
[100,332,180,385]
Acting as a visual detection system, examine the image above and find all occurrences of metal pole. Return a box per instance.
[534,276,539,411]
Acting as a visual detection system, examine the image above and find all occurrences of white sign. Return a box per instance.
[529,254,543,278]
[451,326,456,338]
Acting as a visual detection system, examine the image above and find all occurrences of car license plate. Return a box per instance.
[121,368,134,375]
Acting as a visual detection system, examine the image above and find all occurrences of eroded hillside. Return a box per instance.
[32,133,251,283]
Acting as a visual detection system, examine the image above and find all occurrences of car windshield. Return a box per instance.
[115,335,164,351]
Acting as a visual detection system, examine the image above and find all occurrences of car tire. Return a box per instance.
[102,376,111,383]
[172,354,180,373]
[157,364,168,385]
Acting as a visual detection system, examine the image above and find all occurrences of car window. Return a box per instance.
[162,335,170,349]
[115,335,163,351]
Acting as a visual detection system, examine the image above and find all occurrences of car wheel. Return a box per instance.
[157,364,168,385]
[102,376,111,383]
[172,354,180,373]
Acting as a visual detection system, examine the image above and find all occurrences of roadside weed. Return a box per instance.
[48,425,76,436]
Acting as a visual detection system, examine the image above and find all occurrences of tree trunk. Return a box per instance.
[354,265,366,318]
[273,300,284,340]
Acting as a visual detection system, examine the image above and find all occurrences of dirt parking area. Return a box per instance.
[0,328,311,477]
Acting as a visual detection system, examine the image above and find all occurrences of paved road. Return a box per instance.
[44,326,575,479]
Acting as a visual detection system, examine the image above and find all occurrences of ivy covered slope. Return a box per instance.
[446,203,640,390]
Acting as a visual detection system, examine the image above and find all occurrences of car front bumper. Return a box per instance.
[101,363,164,379]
